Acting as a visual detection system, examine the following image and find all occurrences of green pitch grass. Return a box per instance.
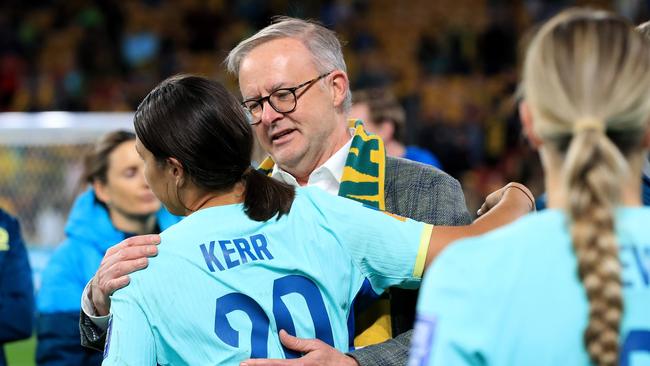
[5,335,35,366]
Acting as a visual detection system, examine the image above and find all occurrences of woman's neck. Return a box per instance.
[109,209,158,234]
[183,182,246,214]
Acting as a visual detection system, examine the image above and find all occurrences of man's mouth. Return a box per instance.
[271,129,297,142]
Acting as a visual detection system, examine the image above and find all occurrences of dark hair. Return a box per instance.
[81,130,136,187]
[134,74,295,221]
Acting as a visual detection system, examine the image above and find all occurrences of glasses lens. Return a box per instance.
[269,89,296,113]
[243,101,262,120]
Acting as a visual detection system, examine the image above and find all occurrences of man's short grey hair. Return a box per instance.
[225,16,352,112]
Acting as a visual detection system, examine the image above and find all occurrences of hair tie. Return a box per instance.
[574,117,605,134]
[241,166,255,179]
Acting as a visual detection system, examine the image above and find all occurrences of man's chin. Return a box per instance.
[270,146,305,168]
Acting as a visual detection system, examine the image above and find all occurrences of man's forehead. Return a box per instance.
[238,42,317,96]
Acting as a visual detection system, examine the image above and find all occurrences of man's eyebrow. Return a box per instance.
[269,81,286,91]
[244,82,289,100]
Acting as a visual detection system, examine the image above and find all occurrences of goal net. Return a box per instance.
[0,112,134,248]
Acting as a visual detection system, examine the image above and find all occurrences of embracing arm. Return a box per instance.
[79,234,160,350]
[348,330,411,366]
[423,182,534,269]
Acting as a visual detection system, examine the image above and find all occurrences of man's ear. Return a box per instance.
[519,101,543,149]
[166,157,185,186]
[93,180,110,205]
[329,70,349,109]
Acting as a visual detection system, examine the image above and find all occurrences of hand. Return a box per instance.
[477,182,535,217]
[90,234,161,315]
[240,330,359,366]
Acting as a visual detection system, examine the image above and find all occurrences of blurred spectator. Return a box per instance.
[0,208,34,366]
[351,88,442,168]
[35,131,179,365]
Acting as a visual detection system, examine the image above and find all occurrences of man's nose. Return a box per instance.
[259,100,283,125]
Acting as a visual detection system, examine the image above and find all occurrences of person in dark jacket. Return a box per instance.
[0,208,34,366]
[35,131,180,366]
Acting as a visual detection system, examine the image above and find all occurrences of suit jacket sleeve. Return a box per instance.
[349,329,412,366]
[79,306,107,351]
[384,156,471,227]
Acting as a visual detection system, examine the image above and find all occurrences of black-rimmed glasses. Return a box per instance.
[241,71,333,125]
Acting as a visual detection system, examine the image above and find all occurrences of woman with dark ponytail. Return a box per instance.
[409,8,650,366]
[102,74,533,365]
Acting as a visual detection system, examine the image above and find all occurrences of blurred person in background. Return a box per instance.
[351,88,442,169]
[0,208,34,366]
[410,9,650,366]
[36,131,179,365]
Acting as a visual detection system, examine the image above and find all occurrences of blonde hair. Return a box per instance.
[523,9,650,366]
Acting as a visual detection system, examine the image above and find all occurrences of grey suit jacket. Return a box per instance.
[385,156,471,334]
[80,156,472,365]
[349,157,470,366]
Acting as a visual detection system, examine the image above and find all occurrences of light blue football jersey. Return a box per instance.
[103,186,432,365]
[409,207,650,366]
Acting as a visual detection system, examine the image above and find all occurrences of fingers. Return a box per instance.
[100,235,160,275]
[92,235,161,310]
[279,330,320,353]
[503,182,536,211]
[97,257,149,294]
[240,359,294,366]
[104,234,161,257]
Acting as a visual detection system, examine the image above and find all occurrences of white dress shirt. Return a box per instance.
[270,133,353,194]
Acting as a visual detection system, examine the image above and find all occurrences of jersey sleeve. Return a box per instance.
[304,188,433,293]
[408,239,489,366]
[102,280,156,365]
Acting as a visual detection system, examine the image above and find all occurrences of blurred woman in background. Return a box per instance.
[409,8,650,366]
[35,130,179,366]
[0,208,33,366]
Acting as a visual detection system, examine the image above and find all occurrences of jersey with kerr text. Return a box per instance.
[103,186,432,365]
[409,208,650,366]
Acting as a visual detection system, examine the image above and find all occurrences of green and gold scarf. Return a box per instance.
[258,119,391,346]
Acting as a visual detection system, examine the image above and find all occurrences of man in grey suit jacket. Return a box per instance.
[80,17,527,366]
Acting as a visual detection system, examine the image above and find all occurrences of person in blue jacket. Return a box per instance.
[409,9,650,366]
[35,130,180,366]
[0,209,34,366]
[350,88,443,169]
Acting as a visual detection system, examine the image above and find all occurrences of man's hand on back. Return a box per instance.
[90,234,161,315]
[240,330,359,366]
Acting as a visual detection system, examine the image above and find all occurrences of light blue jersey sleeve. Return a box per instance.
[102,280,156,365]
[408,238,491,366]
[302,187,433,293]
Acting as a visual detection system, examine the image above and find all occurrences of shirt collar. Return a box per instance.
[643,152,650,179]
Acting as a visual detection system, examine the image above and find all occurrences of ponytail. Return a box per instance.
[563,127,627,366]
[243,169,295,221]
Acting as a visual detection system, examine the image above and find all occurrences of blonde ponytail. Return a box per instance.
[564,127,627,365]
[523,8,650,365]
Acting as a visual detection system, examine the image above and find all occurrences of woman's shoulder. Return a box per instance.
[429,210,568,287]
